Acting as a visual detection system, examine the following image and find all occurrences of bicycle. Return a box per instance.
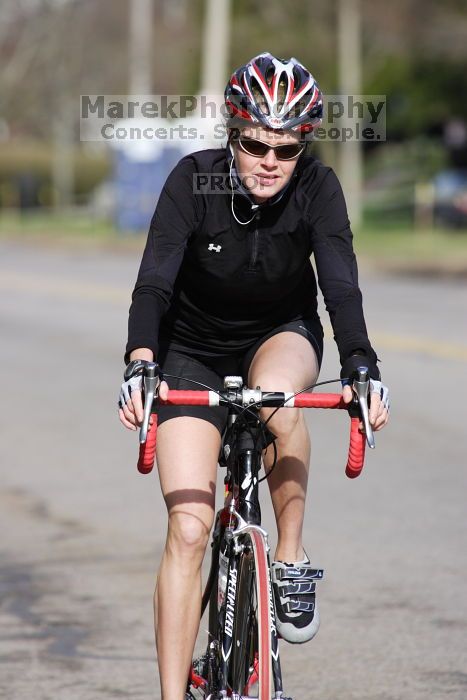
[135,364,375,700]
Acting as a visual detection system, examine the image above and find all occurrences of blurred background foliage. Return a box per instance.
[1,0,467,242]
[2,0,467,137]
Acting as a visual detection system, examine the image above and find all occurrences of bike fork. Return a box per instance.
[269,567,284,697]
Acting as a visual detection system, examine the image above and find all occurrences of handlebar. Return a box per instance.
[136,366,375,479]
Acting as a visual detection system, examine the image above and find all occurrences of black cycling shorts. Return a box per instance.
[156,318,323,434]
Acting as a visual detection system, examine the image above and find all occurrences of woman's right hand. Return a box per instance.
[119,379,169,431]
[118,355,169,430]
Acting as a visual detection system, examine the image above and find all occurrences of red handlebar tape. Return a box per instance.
[345,416,366,478]
[293,394,346,409]
[162,390,211,405]
[137,417,158,474]
[136,392,367,478]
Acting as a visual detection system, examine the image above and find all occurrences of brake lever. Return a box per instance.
[139,362,160,445]
[352,366,375,449]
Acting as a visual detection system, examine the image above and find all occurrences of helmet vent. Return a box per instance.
[292,66,302,89]
[276,76,288,112]
[291,99,305,118]
[265,65,275,87]
[250,77,270,115]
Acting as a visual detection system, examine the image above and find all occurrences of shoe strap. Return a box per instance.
[280,580,316,596]
[274,566,324,581]
[284,599,315,613]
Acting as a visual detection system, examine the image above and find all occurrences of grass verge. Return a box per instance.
[355,226,467,275]
[0,209,146,251]
[1,210,467,274]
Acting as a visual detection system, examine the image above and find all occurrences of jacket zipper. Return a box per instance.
[248,211,261,270]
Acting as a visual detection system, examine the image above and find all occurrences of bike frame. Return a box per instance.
[196,403,283,697]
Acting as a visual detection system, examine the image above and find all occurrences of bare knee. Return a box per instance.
[255,375,304,440]
[262,405,305,441]
[166,511,212,562]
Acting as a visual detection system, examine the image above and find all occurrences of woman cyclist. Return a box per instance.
[118,52,389,700]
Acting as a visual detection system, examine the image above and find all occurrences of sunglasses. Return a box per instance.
[237,137,306,161]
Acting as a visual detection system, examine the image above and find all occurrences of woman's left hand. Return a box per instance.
[342,380,390,432]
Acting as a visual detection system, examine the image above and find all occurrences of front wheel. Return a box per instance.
[230,529,273,699]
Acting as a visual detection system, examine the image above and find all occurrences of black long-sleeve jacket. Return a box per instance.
[125,148,377,367]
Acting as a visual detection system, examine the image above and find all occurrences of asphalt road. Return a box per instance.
[0,239,466,700]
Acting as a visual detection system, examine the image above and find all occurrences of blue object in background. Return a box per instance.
[108,115,221,231]
[432,169,467,228]
[113,146,185,232]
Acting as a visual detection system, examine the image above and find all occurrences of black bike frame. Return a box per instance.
[200,403,284,696]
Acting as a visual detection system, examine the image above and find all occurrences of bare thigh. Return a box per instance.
[156,416,221,534]
[248,331,319,393]
[247,331,319,498]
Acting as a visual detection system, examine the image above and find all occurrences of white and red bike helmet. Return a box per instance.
[224,52,323,133]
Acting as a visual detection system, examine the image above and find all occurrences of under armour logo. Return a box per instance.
[208,243,222,253]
